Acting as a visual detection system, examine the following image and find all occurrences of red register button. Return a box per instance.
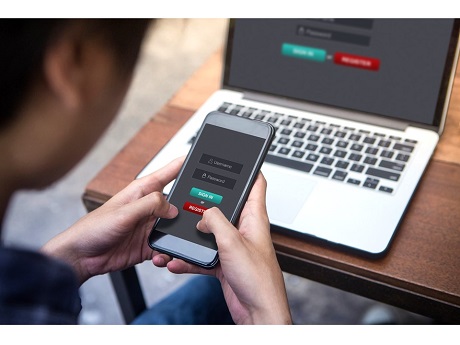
[183,201,208,216]
[334,52,380,71]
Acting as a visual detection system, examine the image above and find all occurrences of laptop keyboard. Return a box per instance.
[190,102,418,194]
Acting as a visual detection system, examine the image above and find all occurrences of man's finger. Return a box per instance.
[140,156,185,192]
[166,258,215,276]
[242,172,268,216]
[152,252,174,267]
[196,207,244,254]
[109,156,185,204]
[120,191,178,224]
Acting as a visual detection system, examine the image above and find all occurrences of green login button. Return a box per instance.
[190,187,223,204]
[281,43,326,62]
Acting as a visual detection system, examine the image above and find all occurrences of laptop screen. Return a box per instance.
[224,19,459,127]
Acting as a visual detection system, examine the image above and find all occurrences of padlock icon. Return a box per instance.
[202,173,207,179]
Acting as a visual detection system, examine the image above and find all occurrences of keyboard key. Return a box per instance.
[405,138,418,144]
[306,143,318,151]
[306,153,320,162]
[335,131,346,138]
[294,131,306,139]
[292,150,305,159]
[322,137,334,145]
[381,150,394,159]
[254,114,265,120]
[321,157,334,166]
[265,154,313,173]
[365,147,379,155]
[349,134,361,141]
[349,153,362,162]
[379,186,394,193]
[278,137,290,145]
[363,137,376,144]
[350,143,364,152]
[394,143,415,153]
[396,153,410,162]
[308,134,320,142]
[363,177,379,189]
[267,117,278,123]
[292,140,304,148]
[390,136,402,141]
[321,128,332,135]
[351,164,365,173]
[332,170,348,181]
[294,122,305,129]
[269,145,277,152]
[347,178,361,185]
[218,104,231,112]
[378,140,391,148]
[366,167,400,181]
[314,166,332,177]
[334,150,347,158]
[278,147,290,155]
[232,105,243,112]
[364,156,377,165]
[307,125,319,132]
[281,128,292,136]
[280,119,292,126]
[379,159,405,172]
[319,147,332,155]
[335,160,349,169]
[336,140,348,148]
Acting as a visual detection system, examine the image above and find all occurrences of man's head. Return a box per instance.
[0,19,150,190]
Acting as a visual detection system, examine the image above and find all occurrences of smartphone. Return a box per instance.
[148,111,275,268]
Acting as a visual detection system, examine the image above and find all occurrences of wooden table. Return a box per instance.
[83,50,460,323]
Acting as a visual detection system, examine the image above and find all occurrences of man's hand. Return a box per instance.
[152,173,292,325]
[42,157,183,284]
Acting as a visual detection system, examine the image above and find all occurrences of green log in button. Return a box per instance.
[281,43,326,62]
[190,187,223,204]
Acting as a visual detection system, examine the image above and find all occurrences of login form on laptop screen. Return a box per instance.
[225,19,457,127]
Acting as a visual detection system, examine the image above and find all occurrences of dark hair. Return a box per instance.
[0,19,150,127]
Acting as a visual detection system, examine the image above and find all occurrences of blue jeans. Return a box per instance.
[132,275,234,325]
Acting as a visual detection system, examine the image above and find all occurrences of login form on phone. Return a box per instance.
[155,123,266,250]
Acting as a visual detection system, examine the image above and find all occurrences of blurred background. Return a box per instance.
[2,19,430,325]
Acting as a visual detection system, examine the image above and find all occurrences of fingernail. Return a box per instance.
[169,204,178,216]
[154,256,164,266]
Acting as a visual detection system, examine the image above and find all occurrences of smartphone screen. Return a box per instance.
[148,112,274,268]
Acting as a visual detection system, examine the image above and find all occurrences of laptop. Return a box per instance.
[137,19,460,256]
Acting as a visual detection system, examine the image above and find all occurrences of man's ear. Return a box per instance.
[42,35,83,111]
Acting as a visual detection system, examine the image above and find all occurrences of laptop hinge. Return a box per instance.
[243,91,411,132]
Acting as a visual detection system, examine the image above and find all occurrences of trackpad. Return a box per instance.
[264,169,315,224]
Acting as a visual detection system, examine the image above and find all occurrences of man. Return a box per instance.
[0,19,292,325]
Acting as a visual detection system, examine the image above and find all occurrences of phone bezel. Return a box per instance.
[148,111,275,268]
